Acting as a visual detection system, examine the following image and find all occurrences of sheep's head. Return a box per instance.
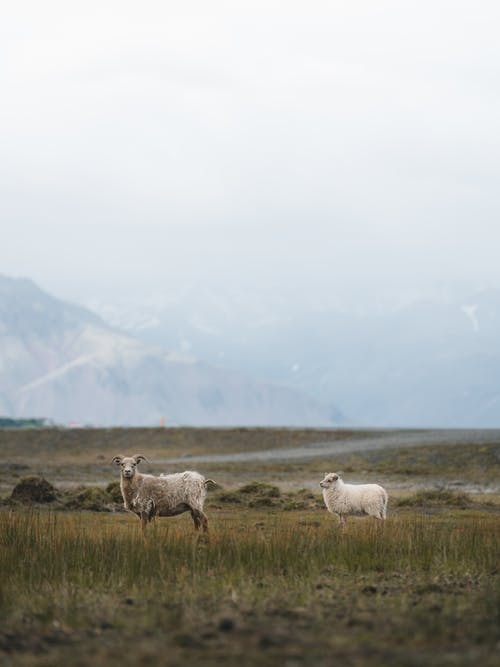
[320,472,342,489]
[112,455,148,479]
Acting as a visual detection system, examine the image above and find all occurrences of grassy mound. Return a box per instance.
[105,481,123,503]
[63,487,115,512]
[5,477,123,512]
[395,488,474,509]
[212,483,322,510]
[10,476,57,504]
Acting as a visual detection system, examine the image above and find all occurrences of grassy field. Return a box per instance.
[1,427,499,494]
[0,428,499,666]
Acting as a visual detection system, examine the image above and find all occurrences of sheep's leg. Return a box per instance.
[339,515,347,530]
[200,512,209,533]
[146,499,156,522]
[191,509,209,533]
[140,512,149,537]
[191,509,202,531]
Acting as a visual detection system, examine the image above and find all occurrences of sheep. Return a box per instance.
[111,455,215,534]
[319,472,388,529]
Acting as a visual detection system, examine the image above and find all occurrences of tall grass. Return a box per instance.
[0,509,498,666]
[1,511,497,599]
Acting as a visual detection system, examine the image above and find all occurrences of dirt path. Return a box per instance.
[157,429,500,465]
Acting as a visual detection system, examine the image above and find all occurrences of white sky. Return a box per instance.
[1,1,499,302]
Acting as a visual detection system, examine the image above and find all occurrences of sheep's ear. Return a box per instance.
[337,471,344,477]
[134,455,149,464]
[111,456,122,465]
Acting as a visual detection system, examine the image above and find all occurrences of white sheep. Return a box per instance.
[111,455,215,534]
[319,472,388,529]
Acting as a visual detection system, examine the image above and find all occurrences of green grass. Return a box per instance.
[0,428,499,665]
[0,509,499,666]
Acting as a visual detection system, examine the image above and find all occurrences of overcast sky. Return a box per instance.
[1,1,499,303]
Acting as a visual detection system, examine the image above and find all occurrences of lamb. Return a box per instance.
[320,472,388,529]
[111,455,215,534]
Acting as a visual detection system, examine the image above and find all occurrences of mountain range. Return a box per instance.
[4,274,500,427]
[86,283,500,427]
[0,276,342,427]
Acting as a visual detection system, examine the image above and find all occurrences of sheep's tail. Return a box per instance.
[204,479,217,487]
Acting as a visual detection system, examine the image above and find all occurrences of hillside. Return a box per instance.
[0,276,342,427]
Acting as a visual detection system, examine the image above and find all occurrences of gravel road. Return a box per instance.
[157,429,500,465]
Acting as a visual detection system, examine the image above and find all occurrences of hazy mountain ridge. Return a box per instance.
[87,284,500,427]
[0,276,342,427]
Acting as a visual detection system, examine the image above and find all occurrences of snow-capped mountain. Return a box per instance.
[87,283,500,427]
[0,276,342,427]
